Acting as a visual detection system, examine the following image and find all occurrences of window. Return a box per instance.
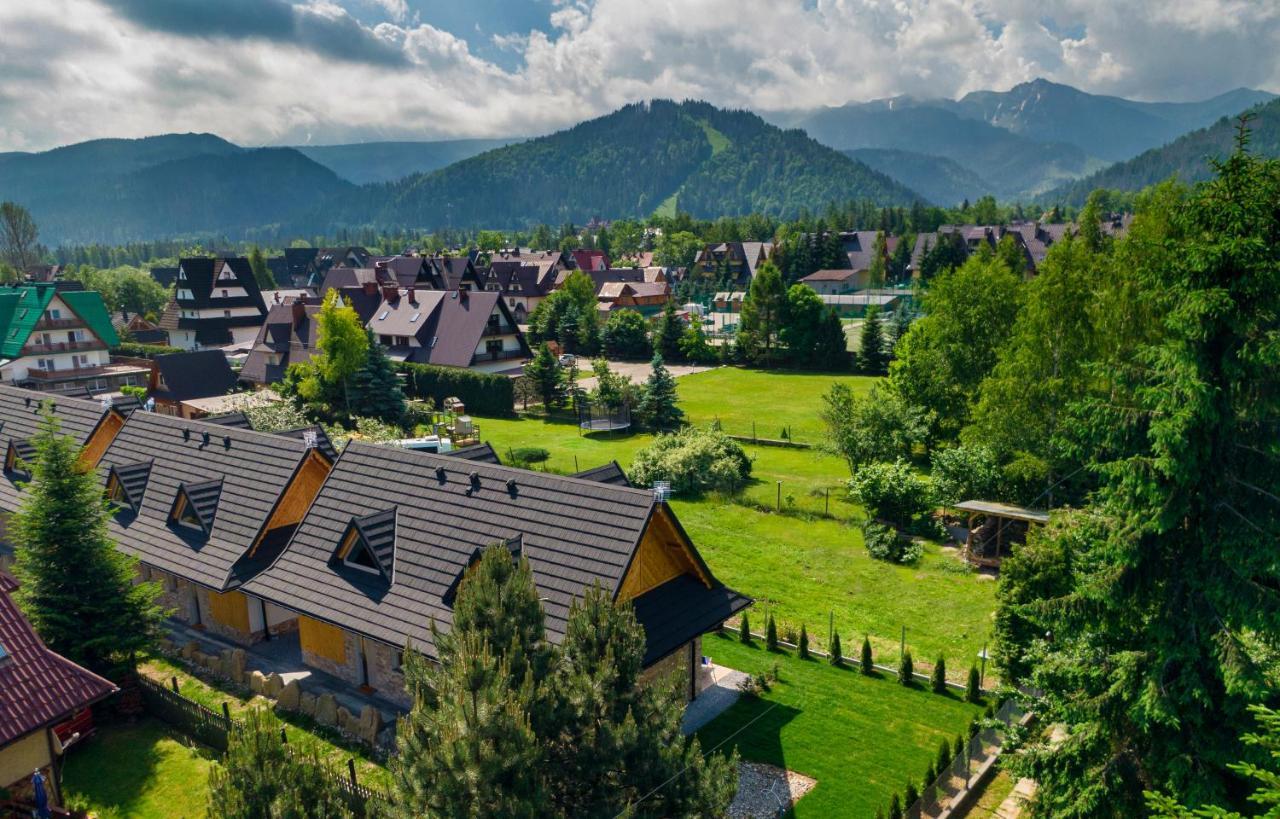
[47,309,61,320]
[221,289,228,297]
[486,339,504,357]
[37,358,54,371]
[173,493,202,529]
[107,474,129,508]
[339,527,380,575]
[379,335,393,346]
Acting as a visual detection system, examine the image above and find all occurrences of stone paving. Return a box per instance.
[682,662,748,734]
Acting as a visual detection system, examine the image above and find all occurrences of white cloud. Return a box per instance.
[0,0,1276,151]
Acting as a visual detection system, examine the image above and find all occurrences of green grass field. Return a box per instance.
[476,367,996,675]
[698,634,985,818]
[63,719,214,819]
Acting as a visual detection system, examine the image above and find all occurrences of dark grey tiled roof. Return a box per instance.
[203,412,252,430]
[446,442,501,464]
[153,351,237,402]
[0,385,112,512]
[99,412,311,590]
[572,461,631,487]
[109,461,152,512]
[274,426,339,462]
[631,575,752,665]
[243,441,662,658]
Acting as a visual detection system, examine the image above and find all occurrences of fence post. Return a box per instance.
[222,701,231,728]
[825,488,829,515]
[281,727,288,745]
[776,481,781,512]
[348,758,358,788]
[171,676,179,694]
[574,455,579,472]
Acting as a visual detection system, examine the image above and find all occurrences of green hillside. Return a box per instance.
[844,148,990,207]
[1042,97,1280,206]
[295,138,514,184]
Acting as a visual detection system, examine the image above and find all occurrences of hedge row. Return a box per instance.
[111,341,184,359]
[399,362,515,415]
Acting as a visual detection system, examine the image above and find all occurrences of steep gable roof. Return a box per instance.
[152,350,237,402]
[175,258,268,314]
[98,412,312,590]
[0,589,117,746]
[572,460,632,487]
[59,290,120,347]
[0,385,114,512]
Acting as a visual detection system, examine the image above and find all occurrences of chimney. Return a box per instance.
[382,284,400,303]
[362,279,378,296]
[408,286,417,305]
[291,300,305,328]
[458,285,468,304]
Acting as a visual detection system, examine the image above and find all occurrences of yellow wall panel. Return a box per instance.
[207,590,250,633]
[299,616,347,664]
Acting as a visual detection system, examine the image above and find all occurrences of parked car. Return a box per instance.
[559,353,576,367]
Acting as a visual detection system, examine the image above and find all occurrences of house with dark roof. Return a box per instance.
[149,266,179,290]
[159,258,269,351]
[112,309,167,345]
[97,412,335,645]
[240,301,321,387]
[241,442,749,707]
[366,287,529,374]
[692,242,774,287]
[0,384,127,572]
[482,249,567,322]
[0,582,117,810]
[147,350,238,418]
[0,283,145,395]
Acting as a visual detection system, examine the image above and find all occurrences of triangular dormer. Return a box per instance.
[106,461,152,513]
[170,478,223,535]
[5,438,33,476]
[334,509,397,582]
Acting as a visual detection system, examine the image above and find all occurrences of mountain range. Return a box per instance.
[1,80,1277,246]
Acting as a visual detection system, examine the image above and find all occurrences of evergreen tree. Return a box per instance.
[966,665,982,703]
[830,631,843,667]
[780,283,826,367]
[888,792,903,819]
[247,245,274,290]
[813,307,851,371]
[799,624,810,659]
[857,307,888,374]
[1001,134,1280,815]
[522,343,563,409]
[937,739,952,774]
[652,300,684,363]
[904,781,919,807]
[636,354,684,433]
[898,650,914,686]
[348,329,406,424]
[931,655,947,694]
[765,615,778,651]
[736,262,788,367]
[208,708,354,818]
[860,636,874,675]
[868,231,888,289]
[13,410,163,677]
[739,613,752,644]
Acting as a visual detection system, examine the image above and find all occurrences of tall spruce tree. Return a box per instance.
[523,343,563,409]
[737,262,788,367]
[1000,134,1280,814]
[813,308,851,371]
[857,307,888,375]
[349,329,406,423]
[652,299,684,363]
[636,354,684,433]
[13,410,163,677]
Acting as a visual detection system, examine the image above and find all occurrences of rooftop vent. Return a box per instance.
[435,466,446,482]
[469,471,481,489]
[303,429,318,449]
[506,478,517,494]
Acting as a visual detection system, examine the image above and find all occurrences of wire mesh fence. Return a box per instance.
[905,698,1023,819]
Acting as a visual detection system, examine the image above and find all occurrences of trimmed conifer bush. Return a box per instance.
[966,664,982,703]
[860,635,874,675]
[953,733,965,757]
[799,624,810,659]
[830,631,843,667]
[923,761,937,790]
[937,738,952,774]
[739,614,752,644]
[904,781,919,806]
[766,615,778,652]
[898,650,914,685]
[931,655,947,694]
[888,792,903,819]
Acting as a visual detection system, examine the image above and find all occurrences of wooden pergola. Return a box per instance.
[952,500,1050,567]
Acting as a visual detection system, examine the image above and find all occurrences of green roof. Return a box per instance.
[0,285,118,359]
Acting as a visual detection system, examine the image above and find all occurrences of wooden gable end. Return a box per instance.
[80,410,125,469]
[250,450,332,554]
[617,505,712,601]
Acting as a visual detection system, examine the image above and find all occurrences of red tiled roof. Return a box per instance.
[0,571,15,594]
[0,590,117,746]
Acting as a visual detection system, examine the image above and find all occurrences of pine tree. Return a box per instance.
[904,781,919,807]
[860,636,873,675]
[247,245,274,290]
[522,343,563,409]
[829,631,843,667]
[898,650,914,686]
[765,615,778,651]
[857,306,887,374]
[953,734,965,757]
[888,792,903,819]
[966,665,982,703]
[739,613,752,644]
[652,299,684,363]
[931,655,947,694]
[798,624,810,659]
[937,739,953,774]
[13,410,163,677]
[737,262,787,367]
[813,307,851,371]
[348,329,405,423]
[636,354,684,433]
[208,708,354,818]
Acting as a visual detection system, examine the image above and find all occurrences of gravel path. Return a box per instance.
[728,762,816,818]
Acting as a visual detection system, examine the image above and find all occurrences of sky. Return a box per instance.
[1,0,1278,152]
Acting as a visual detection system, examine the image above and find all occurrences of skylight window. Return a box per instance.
[378,310,389,320]
[409,312,420,323]
[0,640,8,663]
[429,336,438,348]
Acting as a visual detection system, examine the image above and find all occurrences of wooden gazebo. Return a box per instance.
[952,500,1049,568]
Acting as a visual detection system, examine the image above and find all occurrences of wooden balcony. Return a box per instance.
[34,317,84,330]
[21,339,104,355]
[24,365,107,380]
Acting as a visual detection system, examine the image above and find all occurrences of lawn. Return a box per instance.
[698,633,985,818]
[63,719,214,819]
[475,367,997,674]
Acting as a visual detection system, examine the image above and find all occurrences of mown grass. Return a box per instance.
[63,719,214,819]
[697,633,985,818]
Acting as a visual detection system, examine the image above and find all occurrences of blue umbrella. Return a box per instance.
[31,769,50,819]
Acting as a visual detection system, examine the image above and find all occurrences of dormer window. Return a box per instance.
[105,462,151,513]
[170,479,222,535]
[334,509,396,582]
[5,439,33,477]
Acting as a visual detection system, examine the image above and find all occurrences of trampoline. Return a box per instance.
[578,400,632,432]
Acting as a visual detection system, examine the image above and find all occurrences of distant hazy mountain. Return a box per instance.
[332,100,923,231]
[1042,97,1280,206]
[295,139,515,184]
[950,78,1275,162]
[0,134,351,245]
[785,103,1102,200]
[842,148,993,207]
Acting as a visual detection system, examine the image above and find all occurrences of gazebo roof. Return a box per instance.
[953,500,1050,524]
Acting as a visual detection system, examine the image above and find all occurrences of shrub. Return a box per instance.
[937,739,952,774]
[737,675,764,700]
[966,664,982,703]
[848,459,933,528]
[931,655,947,694]
[798,624,810,659]
[904,781,919,806]
[112,341,183,359]
[821,383,928,473]
[765,615,778,652]
[953,734,965,757]
[509,447,551,468]
[739,614,751,644]
[860,636,873,675]
[629,426,752,496]
[930,444,1005,506]
[984,703,996,719]
[899,650,914,686]
[400,362,515,415]
[875,809,885,819]
[119,384,148,400]
[830,631,843,667]
[888,792,903,819]
[863,521,924,565]
[601,309,652,359]
[923,761,937,791]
